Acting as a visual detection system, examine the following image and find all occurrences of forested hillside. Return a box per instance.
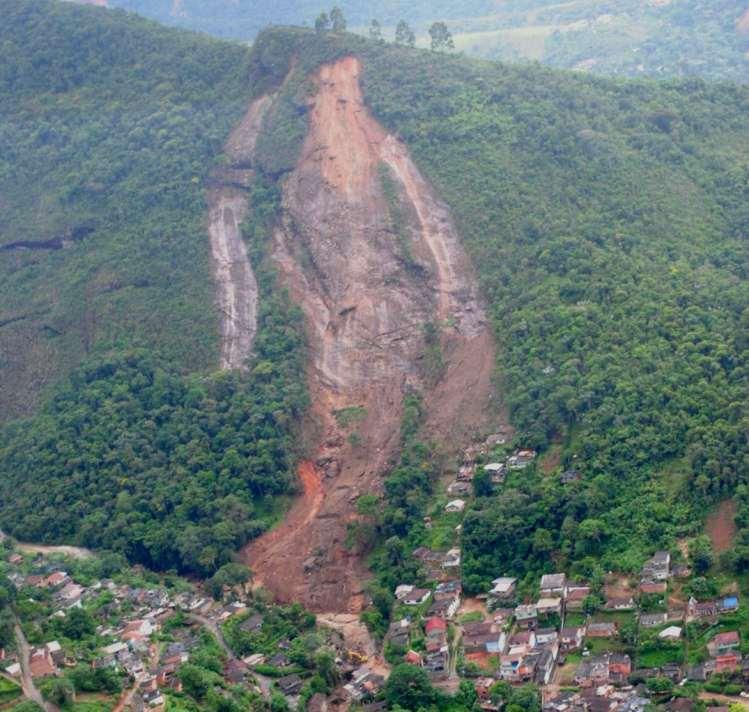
[241,28,749,589]
[0,0,250,418]
[0,0,307,575]
[92,0,749,83]
[1,6,747,588]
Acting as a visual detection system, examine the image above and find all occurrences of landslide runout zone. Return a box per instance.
[243,56,497,613]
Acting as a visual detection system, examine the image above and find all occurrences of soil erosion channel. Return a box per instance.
[244,56,496,614]
[208,95,272,370]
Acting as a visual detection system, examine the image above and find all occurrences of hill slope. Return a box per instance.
[88,0,749,82]
[0,9,747,596]
[0,0,308,576]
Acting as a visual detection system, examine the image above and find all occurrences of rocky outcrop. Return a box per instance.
[244,57,498,613]
[209,96,272,370]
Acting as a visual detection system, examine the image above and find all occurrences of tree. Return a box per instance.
[330,6,346,33]
[689,535,714,575]
[383,664,437,710]
[314,12,330,33]
[369,19,383,44]
[428,22,454,52]
[46,678,74,708]
[473,469,493,497]
[395,20,415,47]
[62,607,95,639]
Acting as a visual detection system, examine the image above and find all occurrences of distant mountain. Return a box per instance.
[90,0,749,82]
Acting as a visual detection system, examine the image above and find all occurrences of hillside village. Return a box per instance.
[379,435,749,712]
[0,539,386,712]
[1,439,748,712]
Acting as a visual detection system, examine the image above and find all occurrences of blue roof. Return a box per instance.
[723,596,738,606]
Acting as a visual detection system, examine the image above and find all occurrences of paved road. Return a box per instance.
[14,621,57,712]
[186,612,272,699]
[185,613,234,658]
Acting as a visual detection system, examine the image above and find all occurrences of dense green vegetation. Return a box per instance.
[241,28,749,590]
[0,0,252,419]
[353,33,749,589]
[0,184,308,574]
[0,1,308,575]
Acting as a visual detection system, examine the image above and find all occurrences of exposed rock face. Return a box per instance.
[244,56,498,613]
[208,96,271,370]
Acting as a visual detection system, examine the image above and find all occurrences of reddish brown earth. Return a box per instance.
[243,56,499,614]
[706,499,737,554]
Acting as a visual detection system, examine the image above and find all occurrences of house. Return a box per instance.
[425,617,447,638]
[605,596,636,611]
[540,573,567,597]
[575,654,631,687]
[687,597,718,621]
[29,648,56,678]
[565,586,590,610]
[639,612,668,628]
[707,631,740,657]
[587,622,617,638]
[574,656,611,687]
[239,613,264,632]
[447,481,471,496]
[560,626,584,651]
[404,650,423,666]
[428,597,459,619]
[640,581,667,595]
[403,588,431,606]
[435,579,461,600]
[714,651,741,674]
[514,604,538,629]
[499,653,525,682]
[535,648,556,685]
[537,597,562,617]
[457,465,475,481]
[268,653,290,668]
[483,463,504,474]
[445,499,465,513]
[394,584,415,601]
[642,551,671,581]
[488,577,517,607]
[608,653,632,683]
[386,618,411,648]
[424,650,448,677]
[658,626,682,640]
[8,554,23,566]
[535,628,558,647]
[278,673,303,696]
[46,641,64,666]
[509,630,536,654]
[465,632,505,655]
[509,450,537,469]
[661,663,683,683]
[42,571,70,589]
[718,596,739,613]
[442,548,461,569]
[560,469,581,484]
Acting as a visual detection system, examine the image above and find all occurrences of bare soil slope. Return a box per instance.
[244,56,498,613]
